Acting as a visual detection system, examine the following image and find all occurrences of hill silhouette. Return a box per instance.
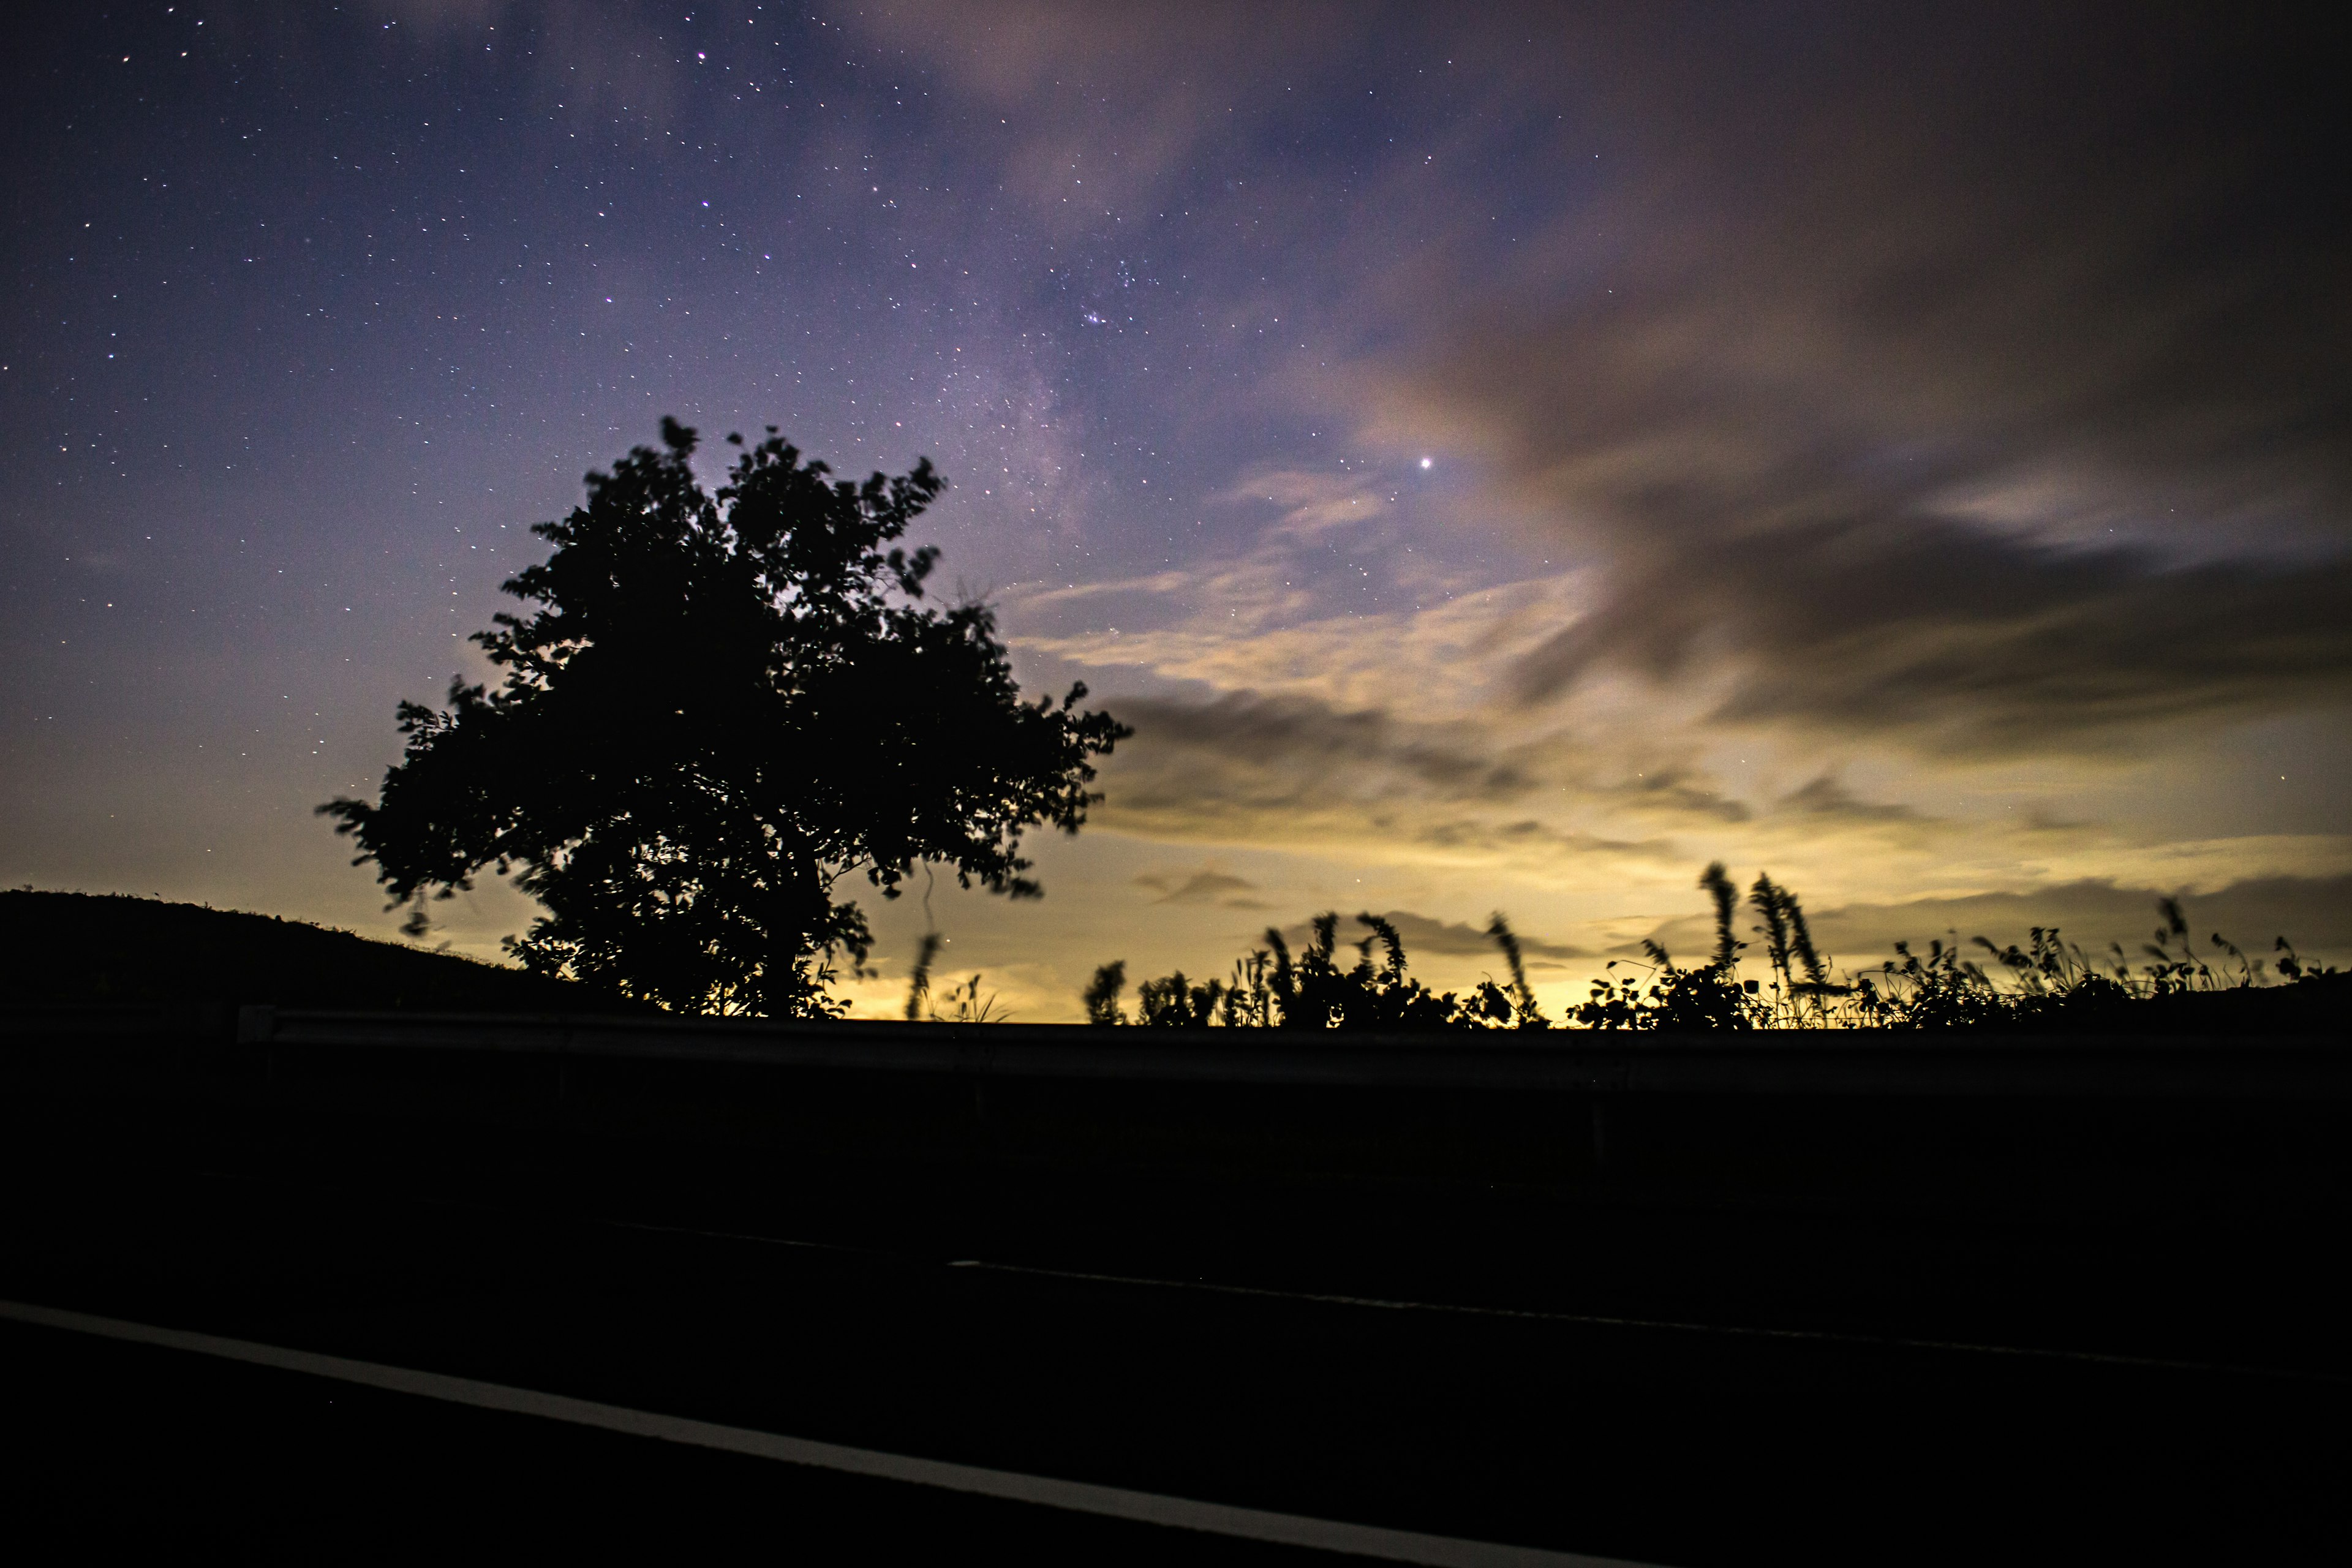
[1,891,641,1014]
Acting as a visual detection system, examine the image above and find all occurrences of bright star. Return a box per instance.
[1419,456,1433,469]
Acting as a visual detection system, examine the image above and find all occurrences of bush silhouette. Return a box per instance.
[323,419,1128,1016]
[1091,911,1545,1032]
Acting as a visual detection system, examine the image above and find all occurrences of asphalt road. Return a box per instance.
[1,1165,2342,1564]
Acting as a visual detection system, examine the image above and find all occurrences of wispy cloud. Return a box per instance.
[1213,467,1396,541]
[1269,910,1585,966]
[1136,867,1266,908]
[1775,775,1930,827]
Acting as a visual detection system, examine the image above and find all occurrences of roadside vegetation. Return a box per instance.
[7,875,2332,1031]
[1071,863,2343,1032]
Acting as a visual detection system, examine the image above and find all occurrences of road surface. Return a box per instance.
[1,1165,2339,1562]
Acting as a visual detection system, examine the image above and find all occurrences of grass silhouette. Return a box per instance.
[1084,864,2343,1032]
[1079,911,1547,1031]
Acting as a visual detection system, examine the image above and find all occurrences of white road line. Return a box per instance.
[0,1298,1645,1568]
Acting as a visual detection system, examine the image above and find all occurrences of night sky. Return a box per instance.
[7,3,2347,1017]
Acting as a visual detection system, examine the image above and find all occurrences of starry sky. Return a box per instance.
[7,2,2348,1018]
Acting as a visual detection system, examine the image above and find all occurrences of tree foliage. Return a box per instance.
[322,419,1128,1016]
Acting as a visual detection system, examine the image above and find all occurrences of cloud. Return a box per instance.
[1606,769,1754,827]
[1375,910,1583,963]
[1496,511,2352,756]
[1017,571,1196,609]
[1136,867,1265,908]
[1118,691,1517,797]
[1094,690,1547,850]
[1269,909,1583,965]
[1352,6,2352,758]
[1213,467,1393,541]
[1776,775,1928,826]
[847,2,1359,216]
[1085,688,1757,884]
[1012,552,1602,720]
[1631,873,2352,974]
[854,6,2348,938]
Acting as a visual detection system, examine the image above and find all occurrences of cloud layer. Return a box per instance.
[1357,5,2351,755]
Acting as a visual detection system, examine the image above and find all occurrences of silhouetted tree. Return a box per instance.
[1082,960,1129,1025]
[322,419,1128,1016]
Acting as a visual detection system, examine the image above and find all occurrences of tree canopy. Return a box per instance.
[322,419,1128,1016]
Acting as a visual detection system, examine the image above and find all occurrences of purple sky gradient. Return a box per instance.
[6,3,2345,1016]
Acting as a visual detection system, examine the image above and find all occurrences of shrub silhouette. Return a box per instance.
[1082,960,1129,1025]
[1137,970,1224,1027]
[322,419,1128,1017]
[1577,864,1758,1030]
[1095,911,1544,1032]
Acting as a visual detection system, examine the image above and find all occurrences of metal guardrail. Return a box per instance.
[10,1006,2350,1226]
[4,1004,2343,1097]
[0,1004,237,1040]
[185,1006,2352,1100]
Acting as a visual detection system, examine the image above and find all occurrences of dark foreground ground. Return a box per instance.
[2,1012,2347,1562]
[4,1169,2345,1565]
